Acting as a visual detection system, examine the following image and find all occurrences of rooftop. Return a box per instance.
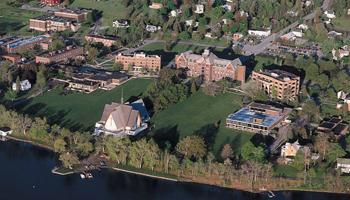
[255,69,299,81]
[55,8,90,15]
[39,46,82,58]
[227,104,286,127]
[86,34,119,41]
[7,35,50,49]
[337,158,350,165]
[31,15,72,23]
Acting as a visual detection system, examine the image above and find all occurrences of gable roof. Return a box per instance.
[99,99,149,129]
[179,50,242,68]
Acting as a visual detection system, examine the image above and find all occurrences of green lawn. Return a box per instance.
[150,90,252,155]
[333,16,350,32]
[273,165,299,178]
[70,0,127,26]
[0,1,41,35]
[15,78,152,131]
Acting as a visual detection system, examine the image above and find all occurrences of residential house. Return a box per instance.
[175,49,246,83]
[332,45,349,60]
[12,79,31,91]
[317,117,349,138]
[149,2,163,9]
[112,19,130,28]
[324,10,336,19]
[251,69,300,101]
[0,127,12,137]
[94,99,150,136]
[336,158,350,173]
[41,0,61,6]
[226,102,292,135]
[232,33,244,41]
[194,4,204,14]
[281,141,301,158]
[298,24,309,31]
[145,25,160,32]
[328,31,343,38]
[248,29,271,37]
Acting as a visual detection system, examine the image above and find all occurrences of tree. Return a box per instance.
[54,138,67,153]
[35,65,47,91]
[241,142,265,163]
[59,152,79,169]
[176,136,206,159]
[314,133,330,160]
[105,136,131,165]
[4,89,17,102]
[241,80,268,101]
[144,139,161,170]
[15,76,20,93]
[325,143,346,164]
[86,46,98,63]
[190,79,197,95]
[129,138,149,168]
[220,144,233,160]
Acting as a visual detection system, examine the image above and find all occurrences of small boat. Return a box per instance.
[268,191,275,198]
[86,173,93,179]
[86,173,93,178]
[80,174,86,179]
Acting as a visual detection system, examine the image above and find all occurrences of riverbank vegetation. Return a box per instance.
[1,95,350,193]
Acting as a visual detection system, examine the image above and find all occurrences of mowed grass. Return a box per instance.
[151,90,253,155]
[70,0,127,26]
[333,16,350,32]
[16,78,152,131]
[0,1,41,35]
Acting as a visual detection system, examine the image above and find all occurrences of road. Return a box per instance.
[121,39,229,54]
[242,0,333,56]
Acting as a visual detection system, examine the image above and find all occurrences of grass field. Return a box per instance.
[15,78,152,131]
[0,1,40,35]
[333,16,350,32]
[70,0,126,26]
[150,90,252,155]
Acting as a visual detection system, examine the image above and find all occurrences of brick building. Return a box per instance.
[3,35,51,53]
[115,52,161,72]
[251,69,300,101]
[54,8,89,22]
[85,35,118,47]
[175,50,246,83]
[41,0,61,6]
[35,46,84,64]
[29,15,79,32]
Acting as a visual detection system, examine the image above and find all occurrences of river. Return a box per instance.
[0,140,349,200]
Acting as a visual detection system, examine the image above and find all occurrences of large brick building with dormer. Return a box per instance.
[175,50,246,83]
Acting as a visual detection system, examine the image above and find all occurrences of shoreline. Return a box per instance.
[4,135,350,196]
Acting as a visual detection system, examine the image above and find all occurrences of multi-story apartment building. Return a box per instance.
[251,69,300,101]
[226,102,292,135]
[175,50,246,83]
[115,52,161,72]
[35,46,84,64]
[2,35,51,53]
[41,0,61,6]
[29,15,80,32]
[54,8,89,22]
[85,35,118,47]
